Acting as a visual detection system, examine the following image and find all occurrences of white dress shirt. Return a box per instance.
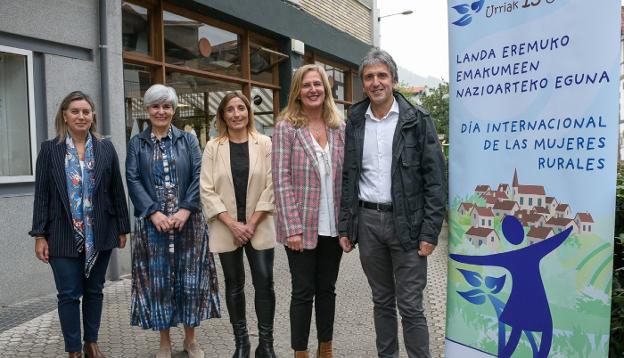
[312,136,337,236]
[358,98,399,204]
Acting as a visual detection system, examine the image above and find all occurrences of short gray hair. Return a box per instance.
[144,84,178,109]
[358,48,399,84]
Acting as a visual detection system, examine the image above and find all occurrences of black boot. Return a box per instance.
[254,321,276,358]
[220,249,251,358]
[228,289,250,358]
[232,320,251,358]
[254,276,276,358]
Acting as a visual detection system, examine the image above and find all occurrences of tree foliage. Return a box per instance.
[609,163,624,356]
[396,81,450,140]
[420,82,449,140]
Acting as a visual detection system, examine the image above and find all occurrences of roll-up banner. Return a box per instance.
[446,1,621,357]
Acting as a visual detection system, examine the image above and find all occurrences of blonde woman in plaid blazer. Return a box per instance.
[272,64,345,358]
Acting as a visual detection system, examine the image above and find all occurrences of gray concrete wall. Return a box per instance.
[0,0,128,306]
[0,196,56,304]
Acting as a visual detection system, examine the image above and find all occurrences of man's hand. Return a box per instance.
[286,235,304,252]
[339,236,353,253]
[118,234,127,249]
[418,241,436,257]
[35,237,49,263]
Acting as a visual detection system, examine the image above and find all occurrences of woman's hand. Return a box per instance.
[35,237,49,263]
[118,234,127,249]
[286,234,304,252]
[228,221,254,247]
[150,211,171,232]
[170,208,191,231]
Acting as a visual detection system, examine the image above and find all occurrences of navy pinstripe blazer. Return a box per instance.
[29,137,131,257]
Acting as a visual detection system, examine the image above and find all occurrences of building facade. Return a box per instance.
[0,0,374,305]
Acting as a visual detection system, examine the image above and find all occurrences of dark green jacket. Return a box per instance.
[338,92,446,250]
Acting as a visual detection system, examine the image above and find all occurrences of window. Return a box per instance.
[520,197,524,205]
[123,63,153,142]
[250,40,283,85]
[164,11,242,78]
[251,86,276,137]
[0,46,36,183]
[122,1,282,144]
[528,197,533,206]
[537,198,542,207]
[165,71,241,147]
[481,219,485,226]
[122,3,150,55]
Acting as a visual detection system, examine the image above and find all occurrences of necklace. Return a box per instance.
[309,122,326,135]
[309,124,326,144]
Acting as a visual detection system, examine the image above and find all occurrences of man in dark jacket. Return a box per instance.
[338,49,446,358]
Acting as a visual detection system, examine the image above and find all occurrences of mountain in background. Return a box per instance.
[398,65,445,88]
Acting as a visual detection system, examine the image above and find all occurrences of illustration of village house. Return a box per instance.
[458,169,594,249]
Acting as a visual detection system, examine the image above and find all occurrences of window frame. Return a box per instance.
[121,0,282,140]
[0,45,37,184]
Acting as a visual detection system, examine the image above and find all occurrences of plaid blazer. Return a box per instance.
[272,119,345,249]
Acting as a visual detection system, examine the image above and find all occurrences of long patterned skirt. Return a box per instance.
[130,209,221,330]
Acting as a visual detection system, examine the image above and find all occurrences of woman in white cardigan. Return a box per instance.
[200,92,276,358]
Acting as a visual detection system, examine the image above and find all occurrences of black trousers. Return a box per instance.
[219,245,275,328]
[285,236,343,351]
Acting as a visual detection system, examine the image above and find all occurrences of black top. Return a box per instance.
[229,141,249,223]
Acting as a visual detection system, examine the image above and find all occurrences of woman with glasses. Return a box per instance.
[272,64,345,358]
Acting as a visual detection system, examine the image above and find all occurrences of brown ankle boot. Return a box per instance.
[83,341,105,358]
[68,353,83,358]
[294,350,309,358]
[317,341,333,358]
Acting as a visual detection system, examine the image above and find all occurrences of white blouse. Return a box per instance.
[311,136,337,237]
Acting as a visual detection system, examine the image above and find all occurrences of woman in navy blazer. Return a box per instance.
[29,91,130,358]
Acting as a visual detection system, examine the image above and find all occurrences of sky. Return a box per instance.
[378,0,449,81]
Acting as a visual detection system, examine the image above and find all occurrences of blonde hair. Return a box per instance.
[214,92,257,141]
[54,91,100,142]
[278,64,342,129]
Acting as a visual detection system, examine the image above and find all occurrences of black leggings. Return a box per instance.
[219,245,275,326]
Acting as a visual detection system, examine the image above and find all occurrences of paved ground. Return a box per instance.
[0,228,447,357]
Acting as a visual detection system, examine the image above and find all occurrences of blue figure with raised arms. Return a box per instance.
[450,215,572,358]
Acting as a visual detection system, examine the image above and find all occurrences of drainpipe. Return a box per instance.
[99,0,120,281]
[99,0,110,136]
